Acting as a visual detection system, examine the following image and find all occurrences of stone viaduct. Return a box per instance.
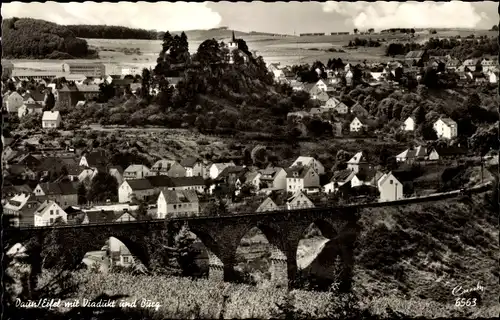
[6,186,487,291]
[5,206,360,291]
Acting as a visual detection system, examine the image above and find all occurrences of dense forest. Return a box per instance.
[385,36,498,59]
[2,18,96,59]
[66,24,159,40]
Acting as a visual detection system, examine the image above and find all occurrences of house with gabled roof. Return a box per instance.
[427,147,469,161]
[286,190,315,210]
[308,84,323,99]
[347,151,370,173]
[258,167,287,191]
[286,166,320,193]
[3,193,42,227]
[351,169,384,188]
[150,159,186,178]
[42,111,62,129]
[208,162,235,180]
[157,190,199,219]
[290,156,325,175]
[33,200,67,227]
[350,103,369,117]
[377,172,403,202]
[255,191,286,212]
[323,169,356,193]
[433,118,458,140]
[396,146,427,163]
[401,116,415,131]
[123,164,151,180]
[168,176,205,193]
[316,91,331,103]
[350,116,368,132]
[180,157,205,177]
[118,178,155,203]
[404,50,428,66]
[79,150,108,170]
[4,91,25,113]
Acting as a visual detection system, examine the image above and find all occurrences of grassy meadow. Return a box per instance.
[9,29,497,71]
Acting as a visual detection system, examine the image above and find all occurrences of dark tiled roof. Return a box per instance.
[109,165,124,174]
[180,157,198,168]
[38,182,78,195]
[126,179,154,190]
[83,150,107,167]
[433,147,469,157]
[169,176,205,187]
[162,190,199,203]
[405,50,425,59]
[286,166,311,179]
[86,210,116,223]
[331,169,354,182]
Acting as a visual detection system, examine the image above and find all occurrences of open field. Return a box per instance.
[8,29,496,71]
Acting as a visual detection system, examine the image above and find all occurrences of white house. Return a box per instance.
[351,170,384,188]
[42,111,62,129]
[324,97,341,109]
[396,146,427,163]
[290,156,325,175]
[323,169,356,193]
[433,118,458,140]
[315,79,330,92]
[255,192,285,212]
[350,117,367,132]
[118,179,155,203]
[377,172,403,202]
[347,151,370,173]
[33,200,67,227]
[4,91,24,113]
[286,166,320,193]
[123,165,151,180]
[258,167,287,191]
[286,191,315,210]
[488,71,498,84]
[402,116,415,131]
[208,162,235,180]
[157,190,199,219]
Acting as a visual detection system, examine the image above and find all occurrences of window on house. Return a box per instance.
[50,210,54,215]
[390,180,393,184]
[173,205,177,209]
[50,218,54,224]
[123,256,129,263]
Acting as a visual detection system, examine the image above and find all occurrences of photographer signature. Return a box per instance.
[452,282,485,296]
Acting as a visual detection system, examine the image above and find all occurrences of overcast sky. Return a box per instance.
[2,1,498,34]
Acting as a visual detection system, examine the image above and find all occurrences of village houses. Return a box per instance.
[323,169,356,193]
[157,190,199,219]
[258,167,287,191]
[208,162,235,180]
[350,116,367,132]
[150,159,187,177]
[180,157,205,177]
[33,200,67,226]
[123,164,151,180]
[433,118,458,140]
[402,116,415,131]
[286,190,315,210]
[286,166,320,193]
[33,182,78,207]
[347,152,370,173]
[377,172,404,202]
[290,156,325,175]
[42,111,62,129]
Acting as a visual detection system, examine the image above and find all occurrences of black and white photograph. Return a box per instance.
[1,1,499,319]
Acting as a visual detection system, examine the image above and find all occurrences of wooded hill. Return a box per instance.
[2,18,96,59]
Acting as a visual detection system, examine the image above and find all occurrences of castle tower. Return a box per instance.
[228,30,238,51]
